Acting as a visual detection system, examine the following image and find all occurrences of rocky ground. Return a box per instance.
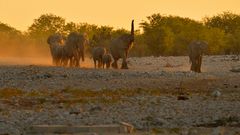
[0,55,240,135]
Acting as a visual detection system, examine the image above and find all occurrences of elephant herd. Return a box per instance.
[47,20,134,69]
[47,20,208,73]
[47,32,89,67]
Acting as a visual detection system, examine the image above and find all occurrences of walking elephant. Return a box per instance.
[91,47,106,68]
[65,32,89,67]
[47,34,65,66]
[188,40,208,73]
[102,53,112,69]
[110,20,134,69]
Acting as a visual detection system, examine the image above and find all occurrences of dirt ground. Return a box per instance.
[0,55,240,135]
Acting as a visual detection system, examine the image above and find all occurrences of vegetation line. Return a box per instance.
[0,11,240,57]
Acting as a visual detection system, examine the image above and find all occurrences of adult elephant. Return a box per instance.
[188,40,208,73]
[47,34,65,66]
[76,33,89,65]
[110,20,134,69]
[63,32,89,67]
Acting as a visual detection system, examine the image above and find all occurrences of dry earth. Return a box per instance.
[0,55,240,135]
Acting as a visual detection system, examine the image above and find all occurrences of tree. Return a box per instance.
[0,22,22,39]
[63,22,79,35]
[28,14,66,43]
[140,14,204,56]
[227,28,240,58]
[204,11,240,55]
[93,26,113,45]
[204,11,240,34]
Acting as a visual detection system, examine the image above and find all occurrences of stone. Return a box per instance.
[211,90,221,98]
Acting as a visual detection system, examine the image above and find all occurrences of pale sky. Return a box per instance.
[0,0,239,31]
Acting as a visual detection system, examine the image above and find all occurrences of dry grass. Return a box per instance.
[0,88,25,98]
[0,88,165,108]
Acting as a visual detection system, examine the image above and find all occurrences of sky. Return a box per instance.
[0,0,240,31]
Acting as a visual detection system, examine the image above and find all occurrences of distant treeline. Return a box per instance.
[0,11,240,57]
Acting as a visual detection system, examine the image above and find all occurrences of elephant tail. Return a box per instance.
[131,20,134,42]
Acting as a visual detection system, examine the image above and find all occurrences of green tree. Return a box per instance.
[204,11,240,34]
[204,11,240,55]
[227,28,240,58]
[63,22,79,35]
[140,14,204,56]
[28,14,66,43]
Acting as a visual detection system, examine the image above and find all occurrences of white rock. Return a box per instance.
[211,90,221,98]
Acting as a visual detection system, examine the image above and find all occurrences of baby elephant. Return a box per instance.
[102,54,112,69]
[92,47,106,68]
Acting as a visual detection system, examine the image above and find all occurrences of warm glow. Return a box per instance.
[0,0,240,31]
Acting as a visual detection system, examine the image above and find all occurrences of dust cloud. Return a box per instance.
[0,42,94,67]
[0,41,52,66]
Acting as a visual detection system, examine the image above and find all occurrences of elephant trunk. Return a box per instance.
[131,20,134,42]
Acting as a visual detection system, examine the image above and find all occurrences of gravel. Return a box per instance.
[0,55,240,134]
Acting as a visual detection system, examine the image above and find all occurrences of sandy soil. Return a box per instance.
[0,55,240,135]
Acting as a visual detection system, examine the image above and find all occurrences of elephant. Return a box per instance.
[188,40,208,73]
[110,20,134,69]
[102,53,112,69]
[64,32,89,67]
[91,46,106,68]
[76,33,89,65]
[64,32,80,67]
[47,34,65,66]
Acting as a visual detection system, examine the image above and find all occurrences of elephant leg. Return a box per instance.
[112,61,118,69]
[70,57,74,67]
[121,54,128,69]
[198,56,202,73]
[75,56,80,67]
[52,57,56,65]
[190,63,194,72]
[98,59,102,68]
[102,61,104,69]
[100,59,103,68]
[189,55,195,72]
[77,56,81,67]
[62,58,67,67]
[56,58,60,66]
[64,59,68,66]
[194,60,199,72]
[98,60,101,68]
[98,60,100,68]
[107,63,110,69]
[103,62,105,69]
[190,59,197,72]
[111,58,118,69]
[81,50,85,62]
[94,59,97,69]
[194,56,201,73]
